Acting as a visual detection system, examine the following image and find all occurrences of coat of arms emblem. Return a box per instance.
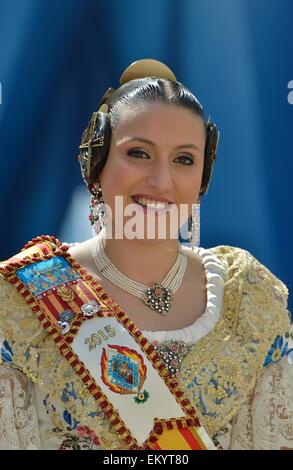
[101,345,149,404]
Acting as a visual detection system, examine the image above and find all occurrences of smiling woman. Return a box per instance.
[97,103,206,253]
[0,59,292,451]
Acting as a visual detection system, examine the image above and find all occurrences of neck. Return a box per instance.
[100,229,181,285]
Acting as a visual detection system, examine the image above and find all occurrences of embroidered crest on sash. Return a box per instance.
[101,345,149,403]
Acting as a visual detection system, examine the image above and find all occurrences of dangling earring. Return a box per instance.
[187,200,200,250]
[89,180,107,235]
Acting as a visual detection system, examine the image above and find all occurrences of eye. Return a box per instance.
[174,155,194,165]
[127,148,150,159]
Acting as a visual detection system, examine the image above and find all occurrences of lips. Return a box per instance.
[131,195,173,210]
[131,195,173,205]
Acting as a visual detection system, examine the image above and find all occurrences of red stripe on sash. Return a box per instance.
[179,428,202,450]
[70,283,84,308]
[76,280,97,301]
[150,442,161,450]
[41,295,60,320]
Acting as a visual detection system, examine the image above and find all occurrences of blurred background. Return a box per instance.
[0,0,292,315]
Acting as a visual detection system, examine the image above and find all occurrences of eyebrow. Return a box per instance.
[117,136,202,152]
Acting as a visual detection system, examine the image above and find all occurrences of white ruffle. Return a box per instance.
[142,246,228,344]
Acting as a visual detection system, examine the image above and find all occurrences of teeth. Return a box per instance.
[134,197,170,209]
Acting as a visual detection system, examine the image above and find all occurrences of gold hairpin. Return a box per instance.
[98,103,109,114]
[79,112,105,179]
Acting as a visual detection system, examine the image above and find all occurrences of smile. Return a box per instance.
[131,196,174,211]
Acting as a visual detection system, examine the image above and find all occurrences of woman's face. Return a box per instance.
[99,102,206,239]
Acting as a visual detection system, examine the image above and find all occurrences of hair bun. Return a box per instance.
[119,58,177,85]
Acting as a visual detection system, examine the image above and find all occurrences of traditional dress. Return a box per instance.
[0,236,292,450]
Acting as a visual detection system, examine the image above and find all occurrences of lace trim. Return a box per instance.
[0,364,41,449]
[230,358,293,449]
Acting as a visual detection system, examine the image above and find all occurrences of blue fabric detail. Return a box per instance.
[16,256,80,295]
[1,339,13,364]
[263,335,289,367]
[63,410,78,430]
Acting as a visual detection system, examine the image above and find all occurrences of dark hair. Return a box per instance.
[79,77,218,197]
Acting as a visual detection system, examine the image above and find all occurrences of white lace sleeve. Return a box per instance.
[0,364,41,449]
[230,357,293,450]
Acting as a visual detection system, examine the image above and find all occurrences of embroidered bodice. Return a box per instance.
[0,240,292,450]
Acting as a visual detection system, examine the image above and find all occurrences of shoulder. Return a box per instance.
[0,235,64,315]
[67,237,95,267]
[211,245,292,363]
[209,244,289,303]
[0,235,65,371]
[0,235,65,273]
[219,243,290,308]
[0,236,63,330]
[0,271,41,372]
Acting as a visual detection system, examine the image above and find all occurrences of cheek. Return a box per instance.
[99,153,140,202]
[178,168,203,202]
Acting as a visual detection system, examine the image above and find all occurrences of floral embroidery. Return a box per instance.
[263,335,289,366]
[187,357,242,422]
[180,247,291,436]
[0,241,291,448]
[1,339,13,364]
[76,424,100,446]
[43,394,100,450]
[61,382,79,403]
[43,393,78,431]
[58,425,100,450]
[58,380,103,421]
[43,393,100,449]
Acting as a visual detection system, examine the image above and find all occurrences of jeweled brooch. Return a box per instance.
[81,300,100,317]
[144,283,173,315]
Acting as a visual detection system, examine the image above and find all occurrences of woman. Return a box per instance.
[0,59,292,450]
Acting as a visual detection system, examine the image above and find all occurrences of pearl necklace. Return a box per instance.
[91,231,188,315]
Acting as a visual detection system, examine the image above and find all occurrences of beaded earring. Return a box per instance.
[89,181,107,235]
[187,203,200,250]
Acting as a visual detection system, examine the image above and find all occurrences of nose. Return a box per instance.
[145,159,173,193]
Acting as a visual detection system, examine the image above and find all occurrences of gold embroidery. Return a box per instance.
[56,286,75,303]
[179,247,291,437]
[84,325,117,351]
[0,243,290,448]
